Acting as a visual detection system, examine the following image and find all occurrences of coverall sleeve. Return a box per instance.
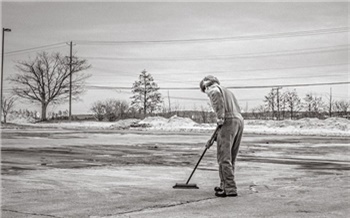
[208,87,225,120]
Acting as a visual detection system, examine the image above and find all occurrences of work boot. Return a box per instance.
[215,191,238,197]
[214,187,223,192]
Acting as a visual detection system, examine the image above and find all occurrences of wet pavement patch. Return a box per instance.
[1,130,349,218]
[2,133,350,176]
[1,143,210,175]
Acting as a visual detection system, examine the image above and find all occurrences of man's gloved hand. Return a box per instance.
[217,118,224,126]
[205,139,213,149]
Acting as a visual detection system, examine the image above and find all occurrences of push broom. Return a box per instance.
[173,125,221,189]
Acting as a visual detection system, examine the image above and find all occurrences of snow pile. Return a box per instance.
[138,116,168,127]
[323,117,349,131]
[244,117,350,136]
[110,119,140,129]
[135,115,210,132]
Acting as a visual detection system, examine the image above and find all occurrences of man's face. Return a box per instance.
[203,80,212,94]
[204,85,210,94]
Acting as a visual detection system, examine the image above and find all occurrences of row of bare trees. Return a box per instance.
[252,88,349,120]
[333,100,350,117]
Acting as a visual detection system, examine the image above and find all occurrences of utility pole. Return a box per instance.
[69,41,73,121]
[144,72,147,115]
[329,87,332,117]
[272,87,282,120]
[1,28,11,123]
[277,87,282,120]
[168,90,171,113]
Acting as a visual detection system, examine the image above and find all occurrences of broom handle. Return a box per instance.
[186,125,221,184]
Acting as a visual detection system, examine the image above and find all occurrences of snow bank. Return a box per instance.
[134,116,350,136]
[135,115,212,132]
[138,116,168,127]
[110,119,140,129]
[4,115,350,137]
[138,115,196,128]
[244,117,350,137]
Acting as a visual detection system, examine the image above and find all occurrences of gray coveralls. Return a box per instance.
[206,84,244,195]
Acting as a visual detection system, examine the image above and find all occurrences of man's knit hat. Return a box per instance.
[199,75,220,92]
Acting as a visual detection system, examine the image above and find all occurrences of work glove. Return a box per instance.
[205,140,213,149]
[217,118,224,126]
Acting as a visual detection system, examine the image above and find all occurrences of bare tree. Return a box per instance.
[10,52,91,120]
[105,99,129,121]
[90,101,106,121]
[131,70,162,115]
[117,100,129,119]
[1,95,16,123]
[334,100,350,117]
[91,99,129,122]
[312,96,324,117]
[264,89,277,119]
[283,89,301,120]
[104,99,118,121]
[303,93,324,118]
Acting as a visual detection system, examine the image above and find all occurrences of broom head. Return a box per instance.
[173,183,199,189]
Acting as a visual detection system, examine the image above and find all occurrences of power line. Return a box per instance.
[4,42,68,56]
[89,63,348,77]
[81,45,348,61]
[86,81,350,91]
[75,27,349,45]
[154,72,348,84]
[3,27,347,56]
[184,72,348,83]
[155,63,349,75]
[169,96,263,102]
[5,27,346,56]
[226,81,350,89]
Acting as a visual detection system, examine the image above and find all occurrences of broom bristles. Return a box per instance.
[173,183,199,189]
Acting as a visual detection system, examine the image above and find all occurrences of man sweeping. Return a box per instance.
[200,75,244,197]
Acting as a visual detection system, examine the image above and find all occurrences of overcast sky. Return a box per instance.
[1,1,349,114]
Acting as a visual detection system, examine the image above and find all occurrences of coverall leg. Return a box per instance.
[217,118,244,195]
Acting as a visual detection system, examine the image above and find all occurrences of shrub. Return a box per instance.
[91,101,105,121]
[91,99,129,122]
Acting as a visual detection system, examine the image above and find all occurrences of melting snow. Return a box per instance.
[4,115,350,137]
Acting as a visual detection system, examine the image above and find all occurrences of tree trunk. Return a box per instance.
[41,102,48,121]
[143,76,147,115]
[143,92,147,115]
